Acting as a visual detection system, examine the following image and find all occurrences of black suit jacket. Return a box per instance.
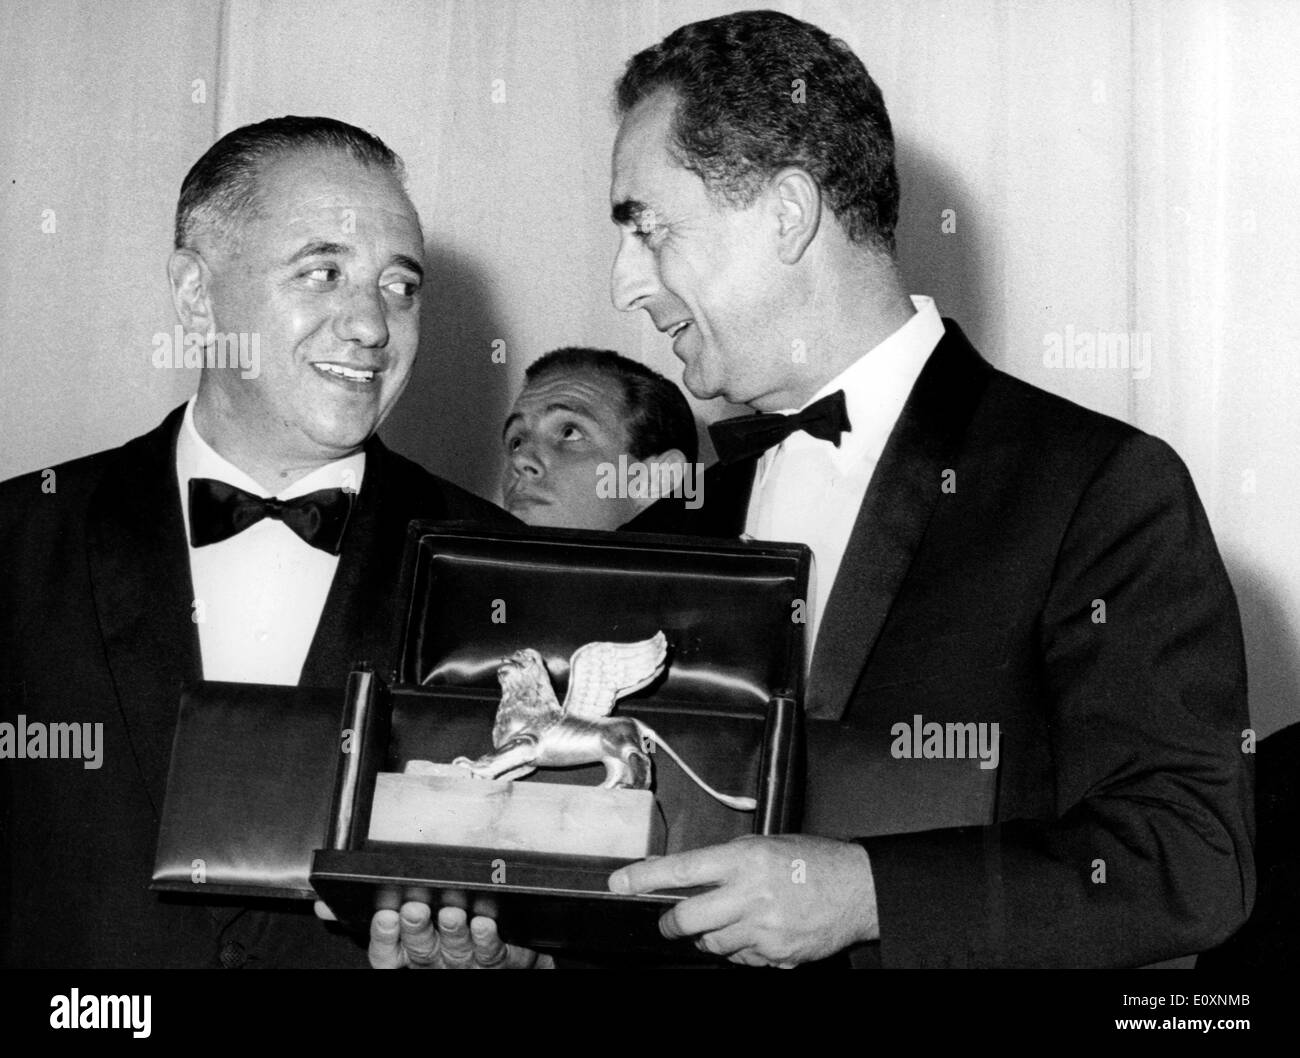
[626,322,1255,967]
[0,403,516,968]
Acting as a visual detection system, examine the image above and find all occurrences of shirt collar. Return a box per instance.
[176,395,367,504]
[758,295,944,476]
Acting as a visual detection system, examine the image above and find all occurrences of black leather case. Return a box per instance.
[153,523,810,955]
[152,521,995,955]
[309,523,810,953]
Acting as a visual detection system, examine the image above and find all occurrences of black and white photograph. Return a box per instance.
[0,0,1294,1035]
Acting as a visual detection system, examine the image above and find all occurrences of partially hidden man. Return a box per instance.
[0,116,516,968]
[501,347,699,531]
[603,12,1254,968]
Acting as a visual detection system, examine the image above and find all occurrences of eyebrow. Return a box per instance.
[611,199,652,226]
[392,254,425,280]
[501,402,598,439]
[286,241,425,279]
[287,241,351,265]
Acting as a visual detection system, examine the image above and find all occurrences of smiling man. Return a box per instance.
[0,116,514,968]
[604,11,1252,969]
[500,347,698,531]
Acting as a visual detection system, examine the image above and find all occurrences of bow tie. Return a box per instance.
[188,478,356,554]
[708,389,852,465]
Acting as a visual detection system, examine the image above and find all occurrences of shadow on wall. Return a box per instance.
[380,241,511,504]
[894,137,992,363]
[1224,551,1300,741]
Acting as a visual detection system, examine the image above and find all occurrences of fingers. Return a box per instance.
[659,886,744,940]
[609,845,732,895]
[726,947,782,968]
[469,915,553,968]
[691,922,751,957]
[394,902,443,967]
[370,903,549,969]
[313,900,338,922]
[368,908,405,969]
[468,916,510,968]
[695,931,793,968]
[431,905,474,967]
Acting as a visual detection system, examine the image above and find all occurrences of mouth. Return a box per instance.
[504,487,550,509]
[661,320,693,340]
[662,320,695,359]
[312,362,381,386]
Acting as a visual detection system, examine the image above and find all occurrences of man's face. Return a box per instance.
[501,369,644,530]
[610,91,789,410]
[200,149,425,463]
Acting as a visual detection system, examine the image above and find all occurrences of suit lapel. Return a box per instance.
[300,437,405,687]
[702,457,758,536]
[806,323,992,720]
[86,404,199,813]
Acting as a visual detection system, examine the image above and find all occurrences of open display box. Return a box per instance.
[311,524,809,954]
[155,523,809,956]
[154,522,1001,958]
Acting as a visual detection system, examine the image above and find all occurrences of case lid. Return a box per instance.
[393,524,811,714]
[153,682,343,900]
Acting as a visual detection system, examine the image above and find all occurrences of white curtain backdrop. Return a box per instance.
[2,0,1297,738]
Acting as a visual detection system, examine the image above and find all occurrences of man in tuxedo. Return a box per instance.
[500,347,699,530]
[0,116,516,968]
[601,11,1254,968]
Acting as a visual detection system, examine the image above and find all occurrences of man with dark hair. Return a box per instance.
[601,11,1252,969]
[174,114,405,251]
[0,115,519,967]
[501,347,699,531]
[613,9,899,256]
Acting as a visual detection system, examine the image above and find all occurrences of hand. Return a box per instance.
[608,834,878,967]
[368,902,554,969]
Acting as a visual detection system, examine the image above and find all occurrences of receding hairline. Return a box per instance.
[176,140,413,255]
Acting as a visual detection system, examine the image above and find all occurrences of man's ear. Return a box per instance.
[640,448,690,511]
[771,167,821,265]
[167,248,217,339]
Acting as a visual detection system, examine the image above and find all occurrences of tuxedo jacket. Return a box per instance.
[626,322,1255,967]
[0,403,516,968]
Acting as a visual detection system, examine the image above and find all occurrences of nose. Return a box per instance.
[508,438,543,480]
[333,285,389,348]
[611,234,659,313]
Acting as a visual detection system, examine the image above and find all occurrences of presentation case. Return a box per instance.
[153,521,998,955]
[154,523,811,954]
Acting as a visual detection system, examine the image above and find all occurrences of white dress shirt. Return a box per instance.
[175,397,366,685]
[745,295,945,657]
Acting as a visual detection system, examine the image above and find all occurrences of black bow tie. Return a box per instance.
[708,390,852,465]
[188,478,356,555]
